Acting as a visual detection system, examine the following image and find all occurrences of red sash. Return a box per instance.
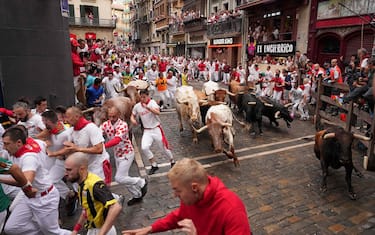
[158,125,170,150]
[50,121,66,135]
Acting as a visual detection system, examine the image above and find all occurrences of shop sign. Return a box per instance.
[213,38,233,45]
[256,41,296,56]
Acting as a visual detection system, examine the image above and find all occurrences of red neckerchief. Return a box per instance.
[50,121,66,135]
[143,98,151,105]
[14,138,41,158]
[93,84,100,89]
[74,117,91,131]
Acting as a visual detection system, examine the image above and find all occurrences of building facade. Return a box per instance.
[112,0,133,45]
[207,0,243,67]
[168,0,185,56]
[237,0,310,64]
[68,0,116,41]
[307,0,375,65]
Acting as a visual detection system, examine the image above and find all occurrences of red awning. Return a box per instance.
[208,44,242,48]
[85,32,96,40]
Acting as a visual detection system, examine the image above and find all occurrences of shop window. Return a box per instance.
[321,36,340,53]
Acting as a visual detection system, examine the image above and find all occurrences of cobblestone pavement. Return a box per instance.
[61,80,375,235]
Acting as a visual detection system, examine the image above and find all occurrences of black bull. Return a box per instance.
[314,127,370,200]
[236,93,294,135]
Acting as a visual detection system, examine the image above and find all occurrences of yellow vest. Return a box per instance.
[79,173,117,229]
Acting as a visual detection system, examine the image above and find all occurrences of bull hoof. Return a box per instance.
[179,128,183,132]
[233,159,240,167]
[349,192,357,200]
[287,123,291,128]
[193,138,198,144]
[356,172,364,178]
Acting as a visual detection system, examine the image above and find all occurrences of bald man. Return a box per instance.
[65,153,122,235]
[101,107,147,206]
[63,107,111,184]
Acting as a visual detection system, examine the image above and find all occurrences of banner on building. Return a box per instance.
[256,41,296,56]
[60,0,69,17]
[317,0,375,20]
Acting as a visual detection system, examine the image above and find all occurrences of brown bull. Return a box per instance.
[90,97,133,126]
[228,80,252,108]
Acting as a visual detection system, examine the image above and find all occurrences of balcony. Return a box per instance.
[183,17,207,32]
[69,17,116,28]
[207,17,242,38]
[169,22,184,35]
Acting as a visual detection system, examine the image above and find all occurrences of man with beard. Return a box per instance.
[40,110,78,216]
[65,152,122,235]
[1,127,71,235]
[13,101,46,138]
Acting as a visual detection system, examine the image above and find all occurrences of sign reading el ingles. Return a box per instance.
[256,41,296,56]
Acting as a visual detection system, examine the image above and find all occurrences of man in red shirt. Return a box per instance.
[122,158,252,235]
[197,60,207,81]
[158,58,168,78]
[71,38,85,104]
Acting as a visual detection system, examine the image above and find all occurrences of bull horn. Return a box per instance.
[200,101,209,106]
[199,99,208,103]
[264,103,273,107]
[237,91,245,95]
[247,101,256,105]
[82,107,95,113]
[284,103,293,108]
[353,134,371,141]
[275,111,281,119]
[219,121,232,127]
[193,125,208,133]
[114,85,127,93]
[323,133,336,139]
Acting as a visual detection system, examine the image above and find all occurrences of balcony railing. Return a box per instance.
[183,17,207,32]
[69,17,116,28]
[169,23,184,35]
[207,17,242,37]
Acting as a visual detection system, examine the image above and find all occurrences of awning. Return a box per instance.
[208,44,242,48]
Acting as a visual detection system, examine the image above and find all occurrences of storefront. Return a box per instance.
[208,37,242,67]
[308,0,375,64]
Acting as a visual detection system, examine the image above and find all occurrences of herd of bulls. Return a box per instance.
[83,80,372,200]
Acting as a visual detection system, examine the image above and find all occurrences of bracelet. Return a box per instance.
[73,223,82,232]
[22,182,32,190]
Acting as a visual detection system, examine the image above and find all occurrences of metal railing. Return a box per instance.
[69,17,116,28]
[169,22,184,34]
[207,17,242,36]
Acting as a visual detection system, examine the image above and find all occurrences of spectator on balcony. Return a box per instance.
[272,26,280,41]
[88,12,94,24]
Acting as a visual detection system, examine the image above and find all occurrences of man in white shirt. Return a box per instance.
[13,101,46,138]
[131,90,175,175]
[102,70,121,100]
[1,127,71,235]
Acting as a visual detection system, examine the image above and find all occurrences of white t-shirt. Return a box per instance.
[44,126,73,170]
[102,77,121,99]
[146,69,159,83]
[132,100,161,128]
[71,123,108,174]
[167,76,178,92]
[9,150,52,191]
[18,114,46,138]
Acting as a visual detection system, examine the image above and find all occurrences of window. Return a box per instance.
[69,4,75,17]
[223,3,228,11]
[321,36,340,53]
[213,6,218,13]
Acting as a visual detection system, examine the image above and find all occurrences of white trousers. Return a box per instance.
[49,159,70,199]
[115,152,145,198]
[158,90,170,107]
[272,90,283,103]
[222,73,230,84]
[87,225,116,235]
[4,187,71,235]
[0,210,7,232]
[141,128,173,161]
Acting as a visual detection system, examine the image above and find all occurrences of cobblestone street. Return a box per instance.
[60,81,375,235]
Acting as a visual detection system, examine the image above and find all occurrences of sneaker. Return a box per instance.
[148,166,159,175]
[118,194,125,206]
[65,191,78,216]
[141,179,148,198]
[127,197,143,206]
[171,161,176,168]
